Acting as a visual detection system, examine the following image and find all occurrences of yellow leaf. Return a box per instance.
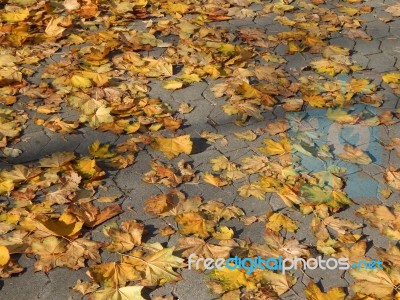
[384,167,400,190]
[178,102,194,114]
[123,247,184,286]
[209,267,256,291]
[212,226,234,240]
[274,16,296,26]
[266,212,298,233]
[0,179,14,195]
[350,267,395,299]
[90,262,140,288]
[88,140,116,158]
[179,73,201,83]
[39,152,76,168]
[203,173,229,187]
[233,130,257,141]
[0,245,10,266]
[322,45,350,58]
[151,135,192,159]
[36,215,83,237]
[259,138,290,155]
[2,8,29,23]
[327,108,358,124]
[288,41,305,53]
[380,189,392,199]
[209,156,230,172]
[166,2,190,14]
[305,281,345,300]
[340,6,359,16]
[124,122,141,134]
[92,286,144,300]
[75,157,104,179]
[71,74,92,88]
[45,17,66,37]
[382,73,400,84]
[260,270,297,296]
[163,80,184,90]
[175,212,215,238]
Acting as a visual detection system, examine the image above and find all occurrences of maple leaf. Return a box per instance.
[89,262,140,288]
[259,138,291,155]
[305,282,345,300]
[88,141,116,159]
[377,243,400,268]
[266,212,298,233]
[383,73,400,84]
[143,161,182,187]
[251,229,310,260]
[66,202,123,227]
[144,193,177,216]
[265,120,288,136]
[200,131,225,143]
[203,173,229,187]
[91,286,145,300]
[178,102,194,114]
[384,167,400,190]
[176,236,231,259]
[208,267,256,293]
[327,108,358,124]
[70,74,92,88]
[75,157,105,180]
[337,144,372,165]
[233,130,257,141]
[213,226,234,240]
[258,270,297,296]
[62,238,101,269]
[31,236,68,272]
[0,179,14,195]
[385,4,400,17]
[200,201,244,221]
[356,204,400,240]
[103,220,144,253]
[350,267,400,299]
[0,165,38,186]
[123,247,184,286]
[73,280,99,296]
[175,212,216,238]
[345,28,372,40]
[39,152,76,168]
[151,135,192,159]
[163,80,184,90]
[1,8,29,23]
[45,17,67,38]
[36,116,80,134]
[333,241,368,265]
[35,214,83,237]
[209,156,230,172]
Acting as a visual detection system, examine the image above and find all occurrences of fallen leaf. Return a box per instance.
[305,281,345,300]
[337,144,372,165]
[151,135,192,159]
